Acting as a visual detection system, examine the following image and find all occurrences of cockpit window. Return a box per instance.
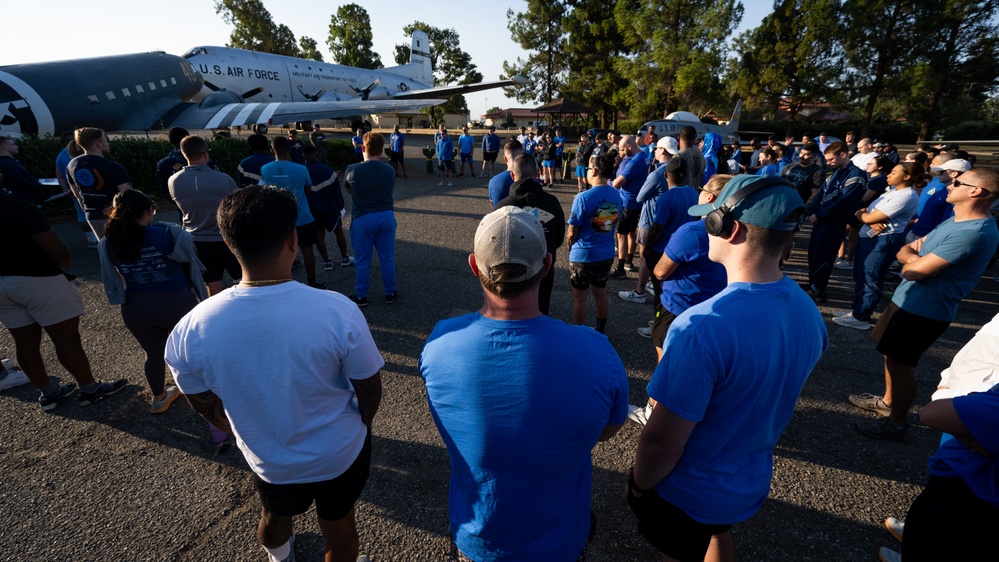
[183,47,210,58]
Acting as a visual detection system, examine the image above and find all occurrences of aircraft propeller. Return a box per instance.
[349,79,381,101]
[203,80,263,99]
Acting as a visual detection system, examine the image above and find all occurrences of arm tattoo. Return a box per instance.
[186,390,233,436]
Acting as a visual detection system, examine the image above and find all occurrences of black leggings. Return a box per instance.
[120,289,198,396]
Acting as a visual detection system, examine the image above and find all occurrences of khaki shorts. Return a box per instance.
[0,274,85,329]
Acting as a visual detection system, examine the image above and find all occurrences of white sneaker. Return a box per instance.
[832,309,853,318]
[438,181,445,186]
[1,358,15,371]
[447,181,453,187]
[618,290,647,304]
[885,517,904,541]
[645,281,654,293]
[627,403,650,425]
[832,315,871,330]
[637,326,652,339]
[834,258,853,270]
[0,369,30,391]
[878,547,900,562]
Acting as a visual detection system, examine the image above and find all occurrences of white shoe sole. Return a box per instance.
[832,316,870,330]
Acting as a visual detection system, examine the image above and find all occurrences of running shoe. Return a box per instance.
[78,379,127,406]
[39,383,77,411]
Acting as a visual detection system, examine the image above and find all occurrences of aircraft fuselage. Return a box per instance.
[183,47,432,104]
[0,52,202,137]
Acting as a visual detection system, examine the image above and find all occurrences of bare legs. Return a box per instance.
[8,317,95,389]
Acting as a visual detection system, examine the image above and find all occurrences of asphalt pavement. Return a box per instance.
[2,155,997,561]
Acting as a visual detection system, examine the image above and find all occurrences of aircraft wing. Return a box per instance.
[161,98,445,130]
[391,77,529,100]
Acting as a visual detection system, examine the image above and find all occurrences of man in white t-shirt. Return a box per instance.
[165,185,383,562]
[850,138,876,172]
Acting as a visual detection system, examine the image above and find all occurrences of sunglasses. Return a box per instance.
[953,177,996,195]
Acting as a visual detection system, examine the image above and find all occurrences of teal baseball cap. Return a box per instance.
[687,174,805,231]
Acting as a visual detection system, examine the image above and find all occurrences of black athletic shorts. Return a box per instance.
[314,210,342,233]
[651,303,679,349]
[296,221,318,247]
[254,430,371,521]
[483,151,498,162]
[194,240,240,283]
[874,302,950,368]
[389,151,403,164]
[617,206,640,235]
[570,260,613,290]
[627,481,732,562]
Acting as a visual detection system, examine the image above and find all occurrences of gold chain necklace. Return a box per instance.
[239,279,293,286]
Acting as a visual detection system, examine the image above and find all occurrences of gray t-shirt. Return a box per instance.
[168,165,239,241]
[345,160,395,220]
[680,146,706,189]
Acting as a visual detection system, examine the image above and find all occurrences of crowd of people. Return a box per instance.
[1,122,998,562]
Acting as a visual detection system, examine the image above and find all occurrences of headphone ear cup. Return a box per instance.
[705,208,730,237]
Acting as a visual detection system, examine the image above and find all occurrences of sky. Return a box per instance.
[4,0,771,119]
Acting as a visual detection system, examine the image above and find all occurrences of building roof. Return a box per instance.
[532,98,594,114]
[481,108,538,119]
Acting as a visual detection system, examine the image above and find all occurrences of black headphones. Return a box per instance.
[704,176,798,237]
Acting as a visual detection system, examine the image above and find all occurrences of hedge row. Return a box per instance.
[13,135,357,216]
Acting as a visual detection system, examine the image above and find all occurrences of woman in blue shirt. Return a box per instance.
[99,190,205,414]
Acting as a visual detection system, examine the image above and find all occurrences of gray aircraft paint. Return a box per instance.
[0,31,521,137]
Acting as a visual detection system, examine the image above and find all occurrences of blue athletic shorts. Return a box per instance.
[576,165,587,178]
[543,160,555,168]
[460,153,473,164]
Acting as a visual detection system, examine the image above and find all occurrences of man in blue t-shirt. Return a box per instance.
[849,166,999,441]
[457,126,476,178]
[910,156,966,241]
[488,140,522,207]
[646,158,697,285]
[389,124,407,179]
[352,129,364,163]
[609,135,650,278]
[260,136,324,289]
[553,128,566,178]
[621,138,676,305]
[421,206,628,562]
[480,126,502,177]
[436,130,455,187]
[630,174,826,562]
[567,153,620,333]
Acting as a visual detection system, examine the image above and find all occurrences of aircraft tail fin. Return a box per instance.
[384,31,434,86]
[729,99,742,130]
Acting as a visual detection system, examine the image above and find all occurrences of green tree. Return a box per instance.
[485,106,503,115]
[910,0,999,140]
[614,0,743,120]
[214,0,300,56]
[730,0,839,136]
[298,36,324,62]
[327,4,383,69]
[503,0,569,104]
[562,0,629,128]
[394,23,483,124]
[839,1,921,137]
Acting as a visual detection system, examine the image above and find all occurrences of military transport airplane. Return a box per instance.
[0,31,525,137]
[637,100,769,144]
